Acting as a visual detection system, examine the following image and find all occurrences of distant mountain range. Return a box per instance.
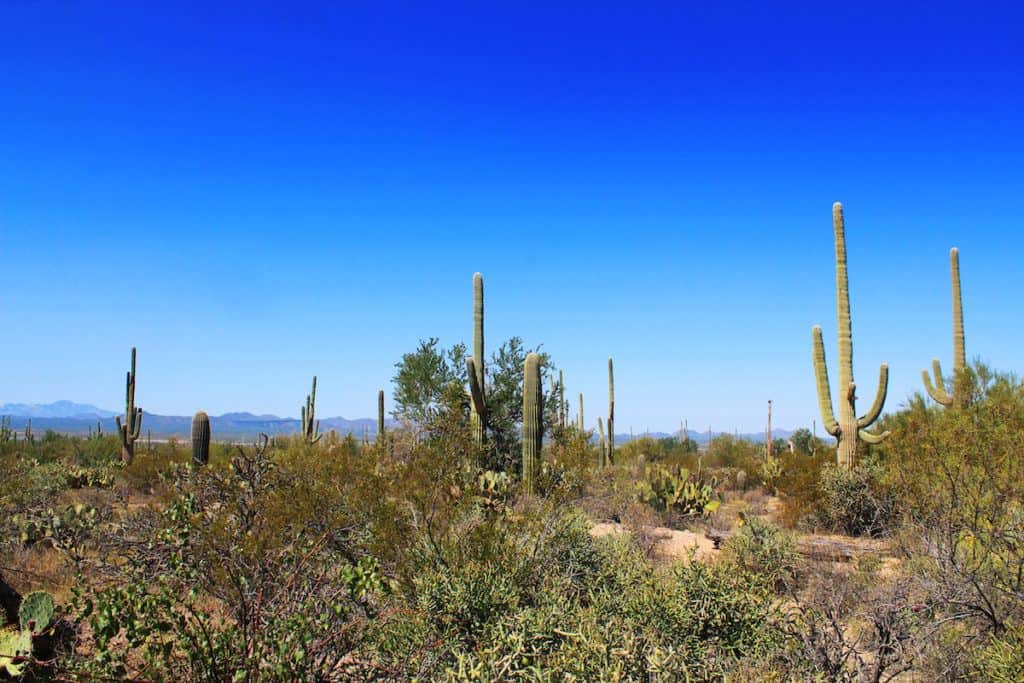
[1,402,797,444]
[1,402,388,441]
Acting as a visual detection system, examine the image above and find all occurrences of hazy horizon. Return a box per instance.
[3,3,1022,433]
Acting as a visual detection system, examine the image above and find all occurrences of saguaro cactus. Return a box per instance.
[301,376,322,444]
[812,203,890,468]
[191,411,210,468]
[522,352,542,493]
[467,272,487,445]
[578,393,584,431]
[377,389,386,438]
[765,400,773,461]
[607,357,615,465]
[922,247,966,408]
[116,347,143,464]
[596,416,608,467]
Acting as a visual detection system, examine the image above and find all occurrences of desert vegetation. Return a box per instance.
[3,203,1022,681]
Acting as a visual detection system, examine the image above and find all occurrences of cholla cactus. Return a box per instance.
[812,203,889,468]
[922,247,967,408]
[116,347,143,464]
[521,353,542,493]
[300,376,322,444]
[191,411,210,468]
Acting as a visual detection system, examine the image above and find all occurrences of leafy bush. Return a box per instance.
[813,460,899,537]
[722,513,799,591]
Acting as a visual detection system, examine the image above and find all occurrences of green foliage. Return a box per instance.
[722,513,799,591]
[391,335,552,473]
[814,461,898,537]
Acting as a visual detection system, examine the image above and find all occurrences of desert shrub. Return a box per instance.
[876,366,1024,671]
[813,460,899,537]
[373,522,780,681]
[778,563,927,681]
[774,448,834,527]
[971,628,1024,682]
[705,434,764,487]
[721,513,800,591]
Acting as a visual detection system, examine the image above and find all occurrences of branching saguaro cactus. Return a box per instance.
[191,411,210,468]
[467,272,487,446]
[301,376,322,444]
[607,357,615,465]
[522,352,542,493]
[922,247,966,408]
[812,203,890,468]
[377,389,386,438]
[116,347,143,464]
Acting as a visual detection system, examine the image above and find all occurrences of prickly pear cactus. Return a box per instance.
[0,627,32,677]
[19,591,54,633]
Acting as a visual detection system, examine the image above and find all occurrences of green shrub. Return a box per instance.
[722,513,800,591]
[813,461,898,536]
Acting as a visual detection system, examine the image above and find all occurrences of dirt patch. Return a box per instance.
[591,522,719,563]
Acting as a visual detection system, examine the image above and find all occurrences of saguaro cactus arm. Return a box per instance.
[922,359,953,406]
[857,363,889,427]
[467,358,486,417]
[812,326,841,437]
[857,428,889,444]
[922,248,965,407]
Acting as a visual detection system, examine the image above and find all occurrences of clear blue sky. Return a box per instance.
[2,1,1022,432]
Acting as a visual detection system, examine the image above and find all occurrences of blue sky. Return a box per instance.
[2,1,1022,432]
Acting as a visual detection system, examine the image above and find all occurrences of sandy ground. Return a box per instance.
[590,522,719,562]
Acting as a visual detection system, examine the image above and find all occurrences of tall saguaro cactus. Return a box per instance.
[301,376,322,444]
[578,393,584,431]
[812,203,890,468]
[607,357,615,465]
[191,411,210,468]
[922,247,966,408]
[377,389,386,438]
[467,272,487,446]
[522,352,542,493]
[765,400,773,461]
[116,347,143,464]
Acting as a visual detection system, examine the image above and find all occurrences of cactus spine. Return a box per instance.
[922,247,966,408]
[191,411,210,468]
[812,203,890,468]
[607,357,615,465]
[116,347,142,464]
[467,273,487,446]
[301,376,322,444]
[522,352,542,493]
[377,389,386,438]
